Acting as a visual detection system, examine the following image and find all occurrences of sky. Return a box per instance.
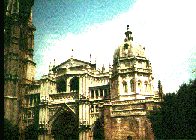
[32,0,196,93]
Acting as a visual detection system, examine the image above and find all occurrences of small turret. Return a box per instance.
[109,63,112,78]
[90,54,91,63]
[95,56,97,64]
[49,62,52,73]
[53,59,56,68]
[102,64,105,73]
[71,49,73,58]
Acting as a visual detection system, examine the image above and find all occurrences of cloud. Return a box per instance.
[35,0,196,93]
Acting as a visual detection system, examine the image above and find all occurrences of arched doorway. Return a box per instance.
[51,109,79,140]
[70,77,79,91]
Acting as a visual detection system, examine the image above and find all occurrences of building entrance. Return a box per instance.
[51,109,79,140]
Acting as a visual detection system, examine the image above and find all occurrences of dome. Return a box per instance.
[113,40,146,61]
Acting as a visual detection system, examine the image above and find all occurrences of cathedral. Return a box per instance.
[4,0,162,139]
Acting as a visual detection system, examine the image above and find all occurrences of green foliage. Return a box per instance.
[147,78,196,139]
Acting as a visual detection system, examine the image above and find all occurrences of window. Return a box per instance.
[30,97,32,106]
[27,111,31,118]
[145,83,148,92]
[96,105,98,112]
[91,105,94,112]
[70,77,79,91]
[91,90,94,98]
[104,89,108,97]
[138,82,141,92]
[95,90,98,99]
[123,82,128,93]
[130,80,134,92]
[100,90,103,97]
[57,79,67,92]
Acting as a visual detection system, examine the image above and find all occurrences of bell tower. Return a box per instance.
[4,0,36,128]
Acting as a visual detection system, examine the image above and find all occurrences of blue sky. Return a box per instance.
[32,0,196,93]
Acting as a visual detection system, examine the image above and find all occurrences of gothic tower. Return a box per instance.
[4,0,36,128]
[111,25,154,100]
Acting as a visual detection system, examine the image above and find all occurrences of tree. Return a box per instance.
[158,80,163,101]
[147,78,196,139]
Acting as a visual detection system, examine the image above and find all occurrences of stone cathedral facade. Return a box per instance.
[4,0,162,139]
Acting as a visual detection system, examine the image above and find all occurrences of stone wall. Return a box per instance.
[103,104,154,140]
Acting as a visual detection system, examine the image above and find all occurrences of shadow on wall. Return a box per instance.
[93,115,105,140]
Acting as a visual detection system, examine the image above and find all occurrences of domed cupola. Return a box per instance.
[111,25,154,99]
[113,25,146,62]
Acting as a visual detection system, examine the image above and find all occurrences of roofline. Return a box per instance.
[53,58,96,70]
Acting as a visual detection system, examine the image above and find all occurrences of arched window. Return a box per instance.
[104,89,108,98]
[57,79,67,92]
[123,81,128,93]
[70,77,79,91]
[138,80,142,92]
[144,81,148,92]
[100,89,103,97]
[130,80,135,92]
[91,90,94,98]
[95,90,98,99]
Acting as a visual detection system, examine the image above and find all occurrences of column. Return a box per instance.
[103,89,105,98]
[79,76,83,97]
[86,76,88,97]
[94,90,95,99]
[79,104,82,126]
[98,89,100,99]
[82,76,84,93]
[67,77,70,93]
[83,103,86,125]
[32,97,34,106]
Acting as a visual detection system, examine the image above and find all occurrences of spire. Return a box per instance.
[95,56,97,64]
[102,64,105,73]
[90,54,91,63]
[49,62,51,73]
[71,49,73,58]
[53,59,56,68]
[109,63,112,71]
